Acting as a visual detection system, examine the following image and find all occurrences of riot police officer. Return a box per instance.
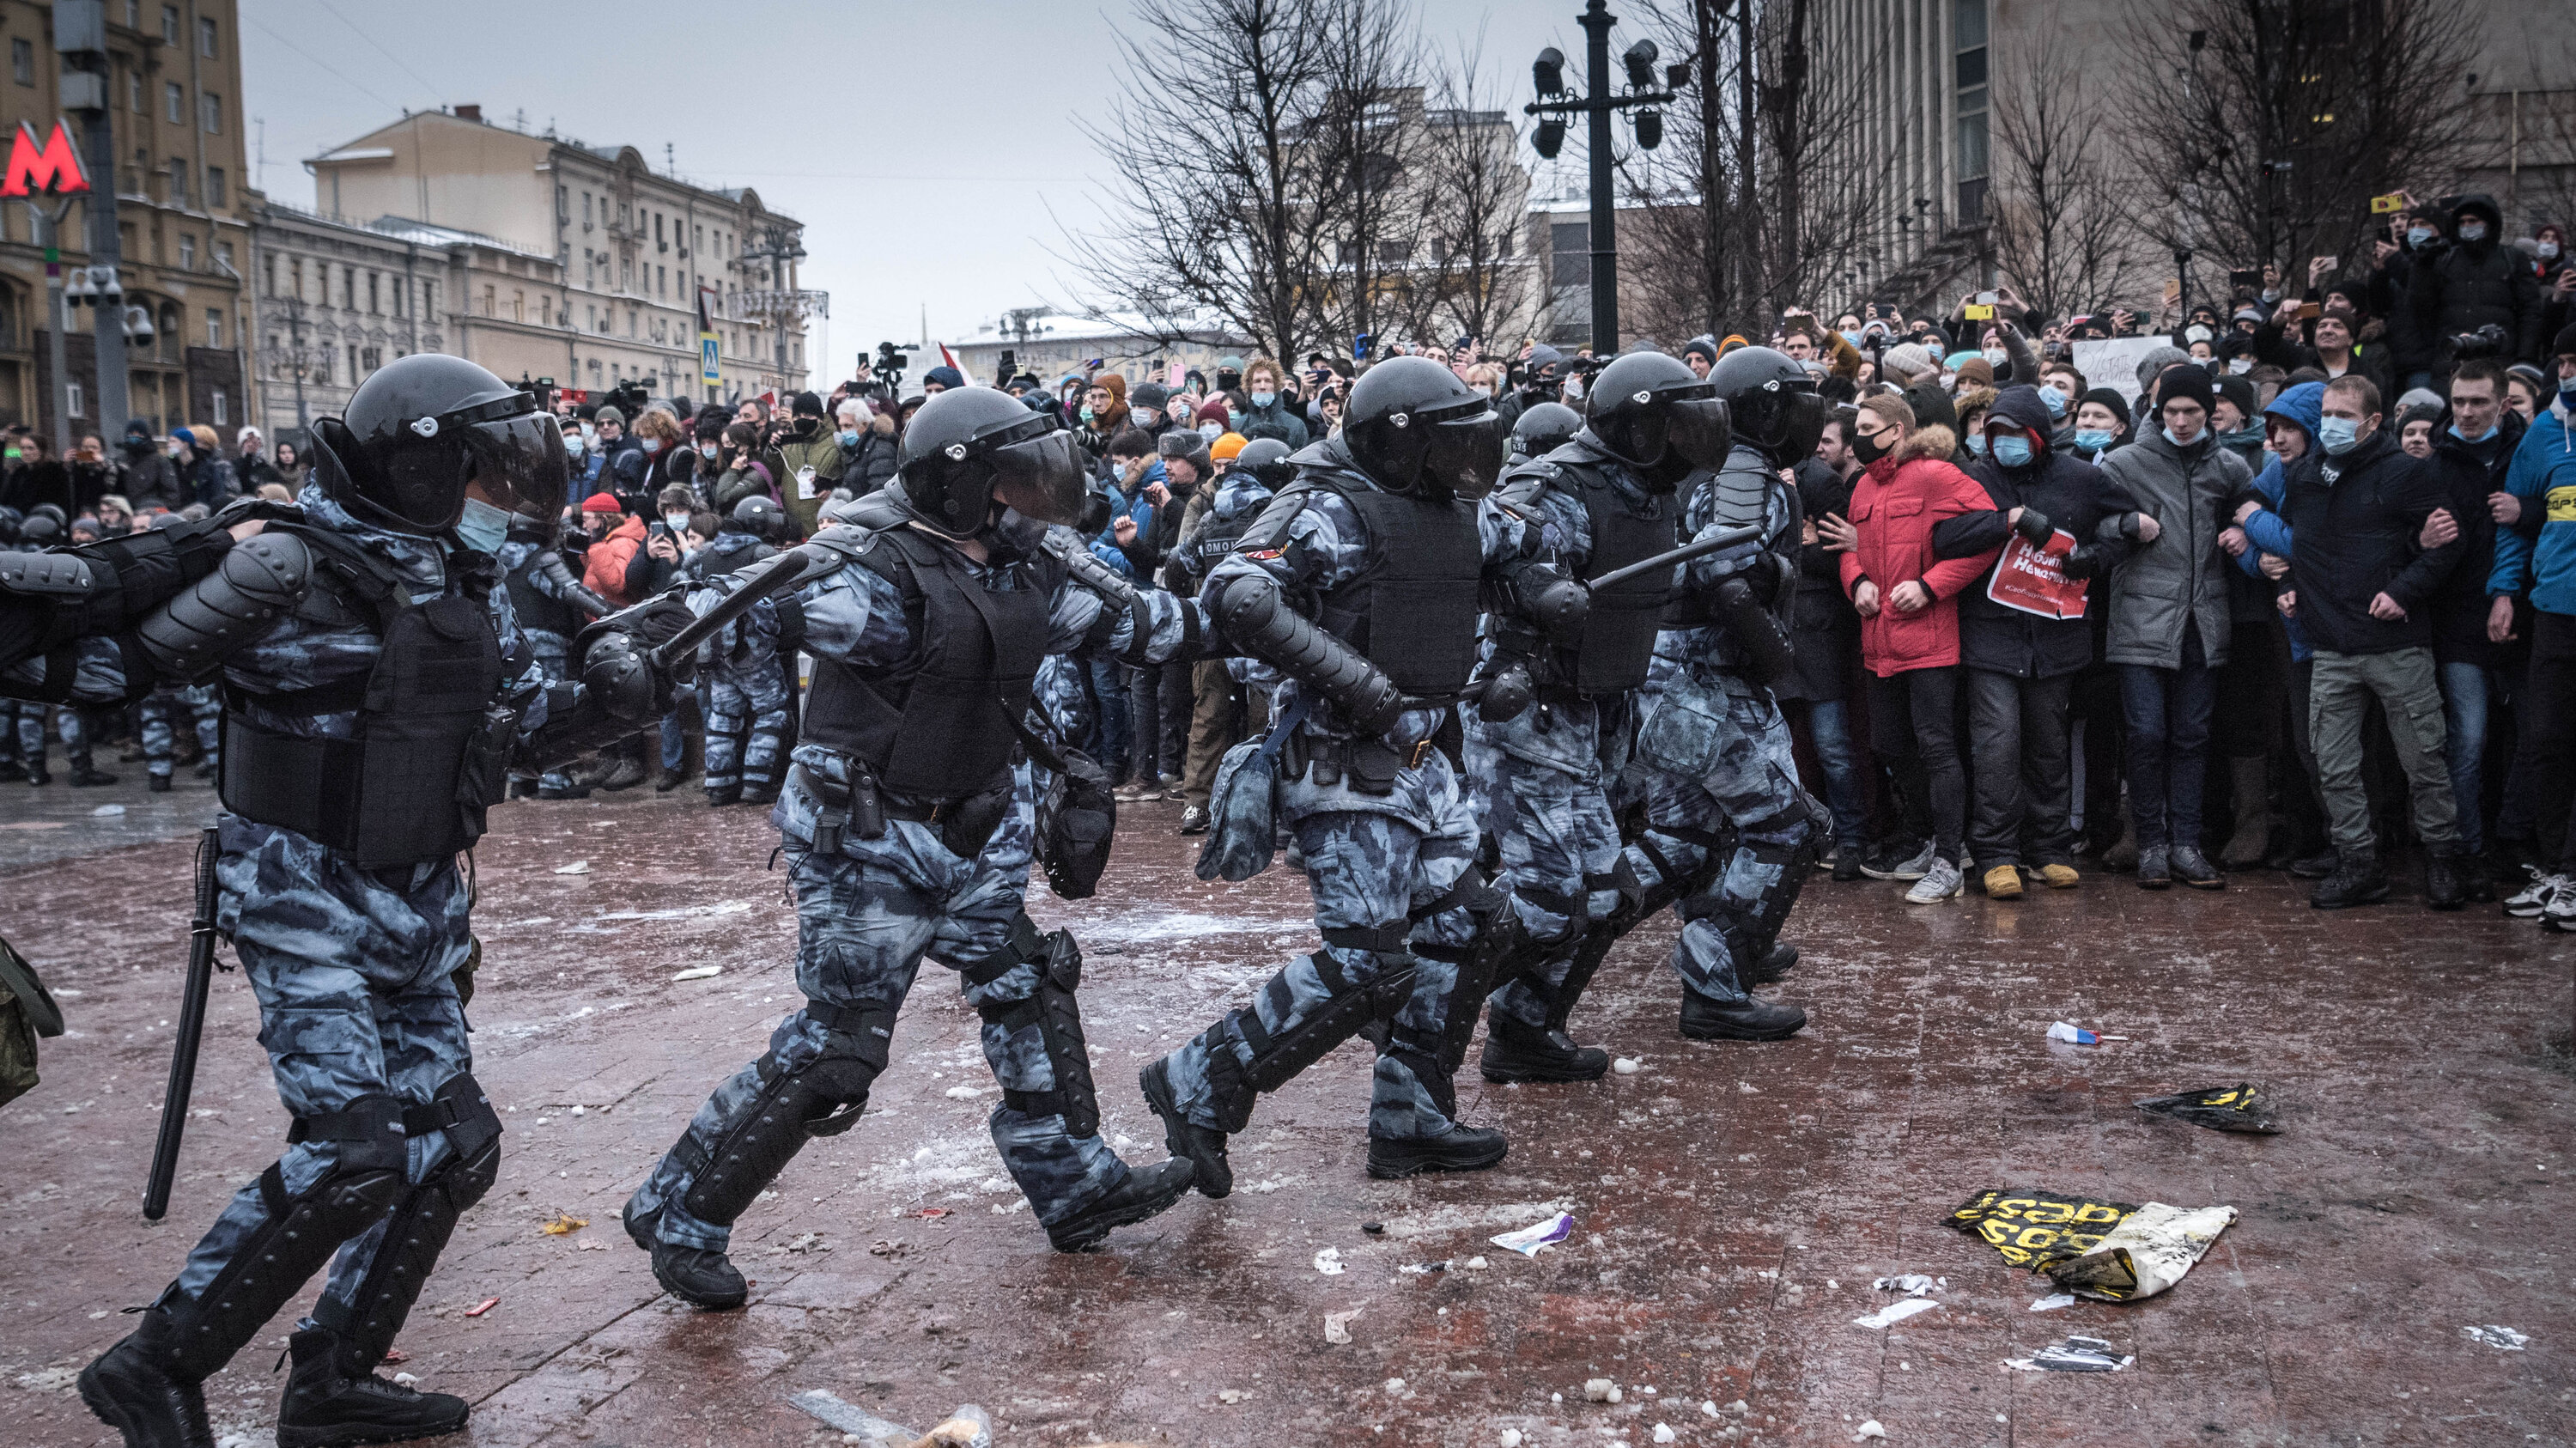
[496,489,613,800]
[1467,351,1740,1081]
[623,386,1208,1310]
[1139,356,1528,1194]
[15,355,676,1448]
[1622,345,1828,1043]
[1506,400,1583,464]
[687,496,794,806]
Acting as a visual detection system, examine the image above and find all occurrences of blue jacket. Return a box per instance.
[1090,460,1164,578]
[2235,382,2321,660]
[2490,402,2576,616]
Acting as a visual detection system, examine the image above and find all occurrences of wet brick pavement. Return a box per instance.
[3,775,2572,1446]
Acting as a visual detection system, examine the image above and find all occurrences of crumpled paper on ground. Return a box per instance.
[1945,1188,2140,1273]
[2044,1202,2237,1302]
[2134,1083,2279,1134]
[2008,1334,2132,1372]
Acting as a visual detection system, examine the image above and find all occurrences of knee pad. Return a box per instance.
[967,921,1100,1139]
[677,1005,892,1225]
[1241,933,1416,1098]
[325,1078,502,1372]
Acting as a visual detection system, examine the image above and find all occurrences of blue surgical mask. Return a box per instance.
[2449,420,2497,444]
[663,509,691,532]
[641,438,662,455]
[562,434,585,457]
[2458,222,2487,242]
[2318,415,2364,455]
[837,429,860,447]
[2408,226,2435,247]
[2560,380,2576,414]
[1200,423,1224,441]
[1965,433,1989,458]
[2073,428,2114,453]
[2162,426,2196,448]
[1991,435,2034,468]
[1250,391,1277,409]
[1079,406,1096,422]
[453,496,510,555]
[1840,329,1863,347]
[2041,386,2068,418]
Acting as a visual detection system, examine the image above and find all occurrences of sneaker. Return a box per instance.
[1982,864,2024,899]
[1904,856,1964,903]
[654,768,687,793]
[1178,805,1211,836]
[2037,863,2081,889]
[2543,879,2576,933]
[2504,867,2565,917]
[1862,841,1935,882]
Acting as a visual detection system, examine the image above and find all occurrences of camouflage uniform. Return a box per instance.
[1623,442,1824,1009]
[495,532,584,796]
[137,680,222,782]
[687,528,793,802]
[1147,463,1538,1153]
[629,523,1201,1252]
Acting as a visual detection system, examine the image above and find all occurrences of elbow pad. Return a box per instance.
[1212,570,1404,735]
[537,551,613,618]
[133,532,312,684]
[1495,558,1589,642]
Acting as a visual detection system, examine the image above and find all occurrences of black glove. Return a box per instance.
[2013,507,2055,545]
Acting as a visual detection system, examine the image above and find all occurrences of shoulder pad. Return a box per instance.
[0,551,98,597]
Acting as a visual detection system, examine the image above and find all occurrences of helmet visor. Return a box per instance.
[1665,396,1735,471]
[1423,405,1509,501]
[458,409,568,521]
[1773,392,1828,465]
[986,427,1088,527]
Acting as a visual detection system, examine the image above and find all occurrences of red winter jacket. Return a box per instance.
[584,513,647,609]
[1838,424,2002,677]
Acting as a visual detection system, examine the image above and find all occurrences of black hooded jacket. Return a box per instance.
[2425,407,2520,666]
[1935,385,2142,679]
[2415,195,2544,364]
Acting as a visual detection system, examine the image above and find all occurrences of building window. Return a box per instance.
[482,284,495,317]
[169,161,189,209]
[361,346,380,371]
[215,240,231,272]
[125,1,138,27]
[10,39,32,87]
[658,265,666,296]
[198,15,217,58]
[202,91,222,135]
[348,344,359,380]
[211,387,227,426]
[68,381,84,418]
[582,192,592,224]
[513,289,524,322]
[289,257,303,299]
[206,167,225,206]
[161,4,179,44]
[1550,220,1589,288]
[391,278,404,319]
[556,184,568,221]
[1953,0,1990,224]
[628,308,638,337]
[424,282,437,318]
[128,70,142,112]
[264,252,276,295]
[165,81,184,124]
[178,234,195,269]
[206,307,222,348]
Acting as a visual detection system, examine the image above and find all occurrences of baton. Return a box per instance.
[647,546,822,672]
[1584,524,1765,595]
[143,827,222,1220]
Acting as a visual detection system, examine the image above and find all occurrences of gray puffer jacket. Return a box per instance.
[2095,429,2250,670]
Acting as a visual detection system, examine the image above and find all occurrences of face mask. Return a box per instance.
[1965,433,1989,458]
[1990,435,2034,468]
[1200,423,1223,441]
[580,423,598,444]
[2162,426,2201,447]
[453,496,511,555]
[2073,428,2114,453]
[2542,241,2562,261]
[1078,406,1096,422]
[837,429,860,447]
[1982,347,2007,367]
[1250,391,1277,409]
[1851,431,1888,465]
[1840,329,1863,347]
[1133,409,1160,428]
[2227,356,2254,375]
[699,441,719,459]
[641,438,662,454]
[662,509,691,531]
[2561,380,2576,412]
[2318,415,2364,454]
[1563,378,1584,400]
[2408,227,2434,247]
[2458,222,2487,242]
[2450,420,2497,444]
[562,434,585,457]
[2184,325,2214,344]
[2041,386,2069,418]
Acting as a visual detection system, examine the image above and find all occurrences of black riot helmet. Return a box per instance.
[1583,351,1733,484]
[1232,436,1297,490]
[1340,356,1508,502]
[1509,401,1583,462]
[894,385,1088,540]
[310,355,563,536]
[731,494,786,542]
[1706,344,1827,467]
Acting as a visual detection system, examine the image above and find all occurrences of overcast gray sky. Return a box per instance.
[242,0,1582,383]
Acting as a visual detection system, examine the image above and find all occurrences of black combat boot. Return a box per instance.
[703,783,742,807]
[148,773,173,794]
[2423,851,2468,911]
[273,1324,468,1448]
[1045,1158,1197,1251]
[1742,940,1799,987]
[70,764,118,786]
[1479,1008,1609,1084]
[1678,989,1807,1042]
[1366,1124,1510,1179]
[2310,851,2390,910]
[77,1314,215,1448]
[622,1200,750,1310]
[1139,1057,1233,1198]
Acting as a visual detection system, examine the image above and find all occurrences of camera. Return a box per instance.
[870,341,909,392]
[2449,323,2509,362]
[599,379,650,417]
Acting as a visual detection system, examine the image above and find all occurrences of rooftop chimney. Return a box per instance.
[454,104,483,122]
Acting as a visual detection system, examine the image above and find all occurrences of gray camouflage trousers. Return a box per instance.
[629,764,1132,1249]
[168,816,483,1328]
[703,651,791,795]
[138,682,221,781]
[1152,746,1486,1142]
[1626,671,1819,1005]
[1467,732,1625,1031]
[14,701,90,773]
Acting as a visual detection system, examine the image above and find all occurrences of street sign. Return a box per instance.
[700,332,720,385]
[2,120,89,198]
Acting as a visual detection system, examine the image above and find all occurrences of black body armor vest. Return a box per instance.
[220,524,515,867]
[800,514,1060,799]
[502,528,579,640]
[1257,473,1482,697]
[1556,465,1678,697]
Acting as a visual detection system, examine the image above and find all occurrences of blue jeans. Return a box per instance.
[2117,630,2218,849]
[2438,660,2494,855]
[1799,697,1869,850]
[1085,656,1130,777]
[659,709,688,773]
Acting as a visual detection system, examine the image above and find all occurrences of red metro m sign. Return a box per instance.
[1,120,89,198]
